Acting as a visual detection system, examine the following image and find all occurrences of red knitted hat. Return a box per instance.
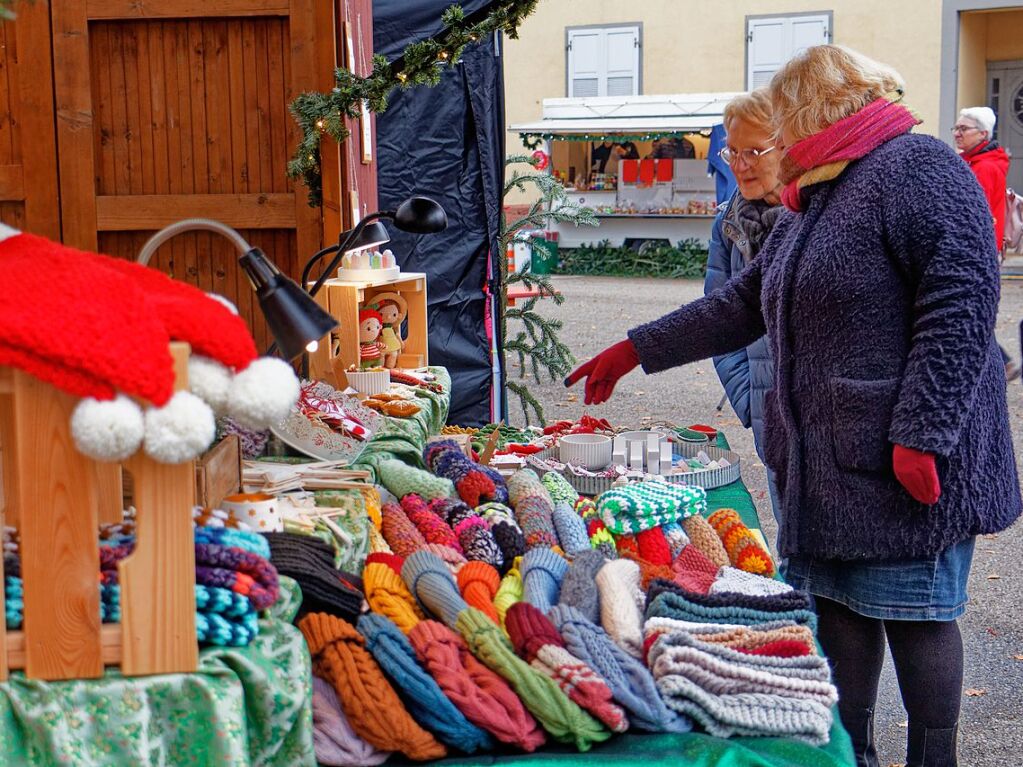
[0,227,299,463]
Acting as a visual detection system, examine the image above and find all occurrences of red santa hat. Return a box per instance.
[0,226,299,463]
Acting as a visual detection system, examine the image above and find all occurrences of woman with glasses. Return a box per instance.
[952,107,1018,380]
[704,89,783,525]
[566,45,1021,767]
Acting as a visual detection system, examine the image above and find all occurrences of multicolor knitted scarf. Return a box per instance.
[779,91,920,212]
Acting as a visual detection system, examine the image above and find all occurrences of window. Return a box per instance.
[566,24,641,98]
[746,13,831,89]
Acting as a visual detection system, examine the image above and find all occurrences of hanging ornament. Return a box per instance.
[531,149,549,171]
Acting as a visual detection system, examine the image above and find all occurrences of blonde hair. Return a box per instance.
[723,88,774,134]
[769,45,905,142]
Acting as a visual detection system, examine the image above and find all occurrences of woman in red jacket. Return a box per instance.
[953,106,1018,380]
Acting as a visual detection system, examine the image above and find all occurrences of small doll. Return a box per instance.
[377,299,405,369]
[358,308,384,369]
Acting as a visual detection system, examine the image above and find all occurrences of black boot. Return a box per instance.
[906,722,958,767]
[839,706,879,767]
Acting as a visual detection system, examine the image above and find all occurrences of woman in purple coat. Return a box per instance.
[566,46,1021,767]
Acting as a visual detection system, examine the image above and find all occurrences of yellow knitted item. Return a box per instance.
[368,525,392,554]
[494,564,524,631]
[360,486,383,530]
[364,562,425,634]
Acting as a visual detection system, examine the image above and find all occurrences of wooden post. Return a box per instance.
[0,367,10,681]
[118,343,198,676]
[14,371,103,680]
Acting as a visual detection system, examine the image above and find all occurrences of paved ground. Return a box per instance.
[515,274,1023,767]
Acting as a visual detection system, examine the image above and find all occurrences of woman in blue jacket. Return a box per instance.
[704,89,783,523]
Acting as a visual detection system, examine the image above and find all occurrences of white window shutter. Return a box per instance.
[605,27,639,96]
[747,14,830,89]
[568,29,601,97]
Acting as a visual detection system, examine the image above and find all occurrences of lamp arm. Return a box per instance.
[137,218,252,264]
[300,243,341,290]
[307,211,393,299]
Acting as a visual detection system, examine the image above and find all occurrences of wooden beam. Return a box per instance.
[0,165,24,202]
[86,0,290,19]
[289,0,325,260]
[14,1,61,239]
[7,625,123,669]
[95,193,297,231]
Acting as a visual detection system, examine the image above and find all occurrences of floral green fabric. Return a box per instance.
[0,616,315,767]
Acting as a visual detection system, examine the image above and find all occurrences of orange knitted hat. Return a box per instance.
[299,612,446,761]
[457,561,501,624]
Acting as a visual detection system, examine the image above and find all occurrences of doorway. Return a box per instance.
[989,60,1023,192]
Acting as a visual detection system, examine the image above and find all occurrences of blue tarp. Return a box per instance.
[706,124,737,205]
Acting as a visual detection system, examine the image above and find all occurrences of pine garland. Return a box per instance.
[501,155,597,425]
[288,1,539,206]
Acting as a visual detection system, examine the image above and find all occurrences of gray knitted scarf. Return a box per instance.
[721,193,783,264]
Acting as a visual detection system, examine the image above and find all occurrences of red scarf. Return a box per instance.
[779,95,921,212]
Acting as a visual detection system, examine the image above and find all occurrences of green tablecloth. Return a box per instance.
[353,367,451,479]
[0,596,315,766]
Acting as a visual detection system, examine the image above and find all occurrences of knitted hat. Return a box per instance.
[594,559,645,659]
[552,502,591,555]
[363,562,424,634]
[505,602,629,733]
[407,619,546,751]
[636,527,672,565]
[364,552,405,575]
[585,517,618,560]
[454,606,610,751]
[521,547,567,614]
[598,482,707,535]
[402,550,469,628]
[643,617,815,657]
[515,495,560,550]
[620,552,676,592]
[548,604,691,733]
[457,561,502,624]
[357,612,494,753]
[671,544,720,594]
[494,563,524,627]
[367,525,392,555]
[738,639,813,658]
[707,508,776,576]
[311,675,391,766]
[558,549,606,624]
[299,613,447,760]
[507,468,555,507]
[0,230,298,463]
[711,566,794,597]
[400,494,462,553]
[422,543,468,575]
[644,586,818,631]
[660,522,690,558]
[264,533,363,621]
[475,502,526,573]
[647,578,813,616]
[377,459,455,501]
[425,439,508,507]
[381,502,429,558]
[542,471,580,506]
[681,515,730,569]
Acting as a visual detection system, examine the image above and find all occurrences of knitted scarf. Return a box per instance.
[779,92,920,212]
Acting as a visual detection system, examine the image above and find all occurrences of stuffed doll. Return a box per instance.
[377,300,405,369]
[358,308,385,369]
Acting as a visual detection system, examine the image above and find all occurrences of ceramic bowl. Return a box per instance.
[558,433,613,470]
[344,370,390,396]
[688,424,719,442]
[617,430,670,445]
[220,492,282,532]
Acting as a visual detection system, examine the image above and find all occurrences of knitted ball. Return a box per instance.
[227,357,300,429]
[377,459,455,502]
[143,390,216,463]
[71,395,145,461]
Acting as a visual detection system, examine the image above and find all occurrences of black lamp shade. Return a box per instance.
[239,248,338,360]
[342,220,391,252]
[393,196,448,233]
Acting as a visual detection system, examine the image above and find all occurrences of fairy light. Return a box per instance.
[315,119,325,130]
[437,49,450,61]
[396,71,408,83]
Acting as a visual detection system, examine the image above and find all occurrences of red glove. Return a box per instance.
[564,339,640,405]
[892,444,941,505]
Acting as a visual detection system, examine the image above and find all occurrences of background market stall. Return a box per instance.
[510,94,739,249]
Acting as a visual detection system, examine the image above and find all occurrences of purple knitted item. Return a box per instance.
[195,565,277,610]
[429,498,474,526]
[100,544,134,570]
[490,521,527,573]
[515,495,559,550]
[424,439,509,507]
[194,543,280,608]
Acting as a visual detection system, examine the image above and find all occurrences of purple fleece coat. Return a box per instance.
[629,133,1022,561]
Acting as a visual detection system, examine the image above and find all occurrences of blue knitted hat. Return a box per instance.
[357,612,494,753]
[401,550,468,629]
[548,604,691,734]
[521,547,567,614]
[551,502,591,555]
[558,549,606,625]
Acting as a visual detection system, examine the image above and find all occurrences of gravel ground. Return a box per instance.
[514,274,1023,766]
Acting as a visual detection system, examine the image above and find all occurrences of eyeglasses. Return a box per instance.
[718,145,777,166]
[951,124,980,134]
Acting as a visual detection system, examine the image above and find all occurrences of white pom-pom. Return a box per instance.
[70,395,145,461]
[188,355,233,414]
[143,391,216,463]
[227,357,300,429]
[206,292,239,315]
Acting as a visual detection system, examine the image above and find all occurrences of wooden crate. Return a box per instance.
[195,435,243,510]
[0,343,198,681]
[308,272,429,388]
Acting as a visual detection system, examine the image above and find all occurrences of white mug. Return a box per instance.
[220,492,282,532]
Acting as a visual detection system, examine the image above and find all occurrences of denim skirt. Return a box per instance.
[780,536,976,621]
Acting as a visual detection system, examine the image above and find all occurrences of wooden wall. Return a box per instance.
[0,0,377,353]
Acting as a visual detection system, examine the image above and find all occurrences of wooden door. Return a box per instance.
[0,2,60,239]
[49,0,324,352]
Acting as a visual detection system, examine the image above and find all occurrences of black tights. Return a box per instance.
[815,597,964,731]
